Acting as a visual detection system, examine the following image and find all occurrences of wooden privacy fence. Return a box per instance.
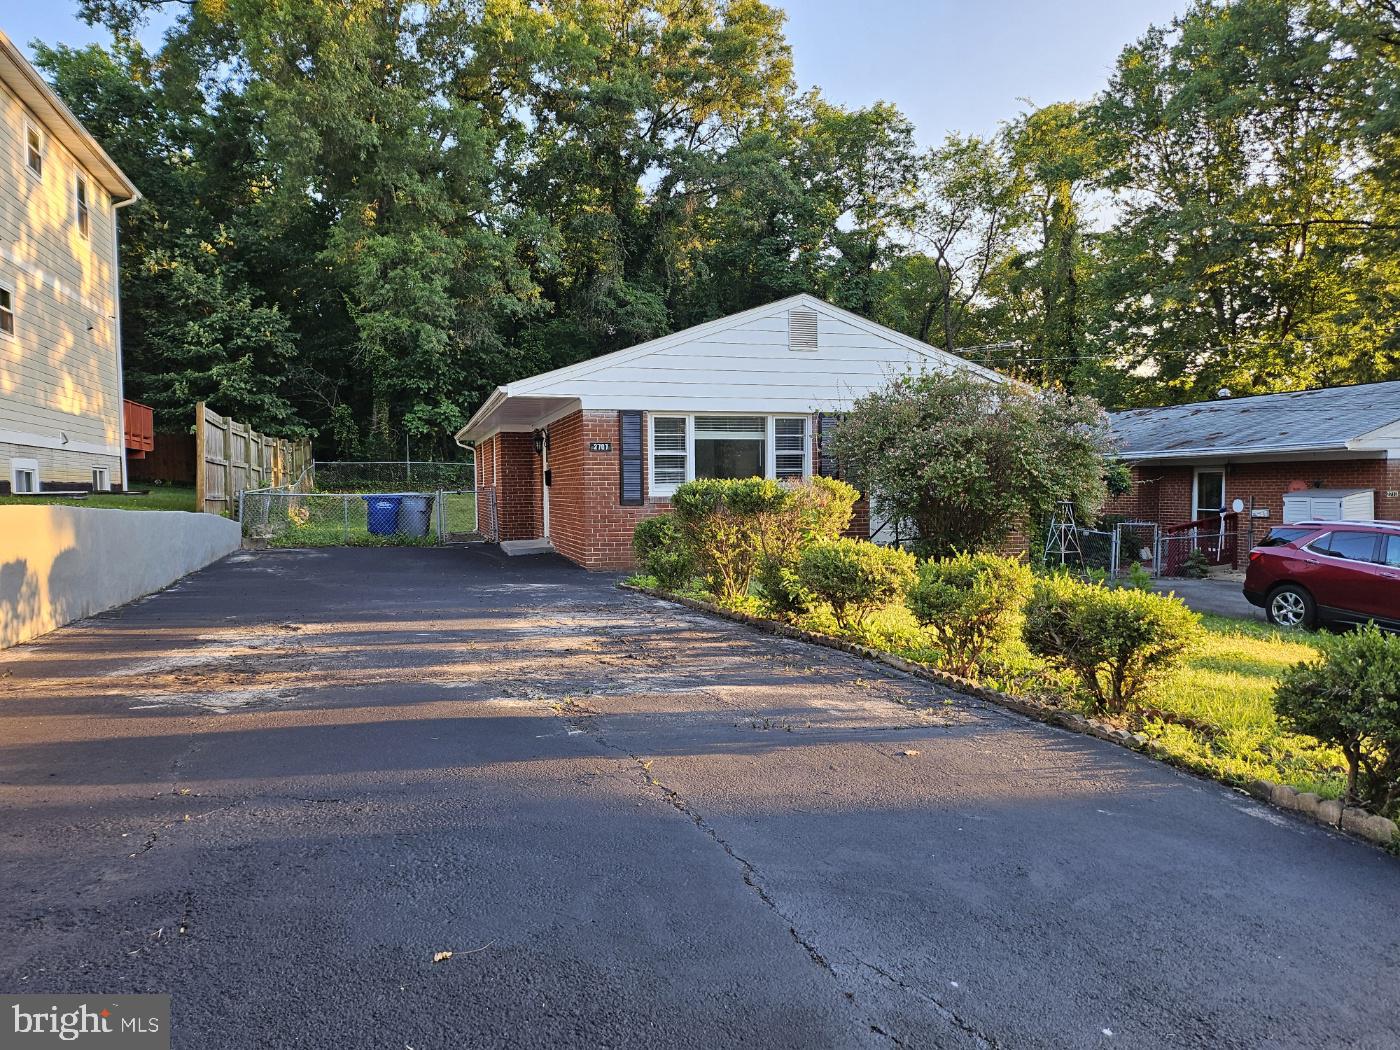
[195,402,312,515]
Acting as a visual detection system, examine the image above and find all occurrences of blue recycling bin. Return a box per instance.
[363,494,404,535]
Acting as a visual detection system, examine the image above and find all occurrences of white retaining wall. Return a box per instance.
[0,506,240,649]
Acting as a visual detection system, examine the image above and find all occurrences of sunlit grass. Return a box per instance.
[0,485,197,512]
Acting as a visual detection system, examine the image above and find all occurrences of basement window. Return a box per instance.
[11,458,39,494]
[92,466,110,492]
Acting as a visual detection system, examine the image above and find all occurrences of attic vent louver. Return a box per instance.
[788,308,818,350]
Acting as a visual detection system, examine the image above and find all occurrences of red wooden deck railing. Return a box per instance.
[123,399,155,458]
[1161,512,1240,573]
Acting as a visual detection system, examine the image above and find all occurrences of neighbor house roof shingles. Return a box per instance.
[1110,381,1400,461]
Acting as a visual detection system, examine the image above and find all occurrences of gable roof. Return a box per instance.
[0,30,138,202]
[1111,381,1400,461]
[456,294,1010,442]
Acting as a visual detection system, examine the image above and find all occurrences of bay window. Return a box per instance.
[649,414,811,496]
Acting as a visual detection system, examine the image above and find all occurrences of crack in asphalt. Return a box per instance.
[854,958,998,1049]
[550,698,982,1050]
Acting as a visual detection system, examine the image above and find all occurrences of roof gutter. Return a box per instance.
[454,387,508,446]
[1118,440,1357,462]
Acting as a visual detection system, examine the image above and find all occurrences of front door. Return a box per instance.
[1193,469,1225,523]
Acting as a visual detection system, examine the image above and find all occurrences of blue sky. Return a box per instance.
[7,1,1189,144]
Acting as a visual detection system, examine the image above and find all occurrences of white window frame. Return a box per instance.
[769,416,810,480]
[11,458,39,494]
[649,414,690,497]
[75,173,91,238]
[23,120,43,180]
[649,414,813,498]
[0,280,14,340]
[92,466,111,492]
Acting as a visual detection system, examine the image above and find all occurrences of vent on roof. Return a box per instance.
[788,308,818,350]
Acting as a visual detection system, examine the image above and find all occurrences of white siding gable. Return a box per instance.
[507,295,1004,415]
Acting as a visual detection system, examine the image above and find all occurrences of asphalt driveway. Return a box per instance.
[1,547,1396,1049]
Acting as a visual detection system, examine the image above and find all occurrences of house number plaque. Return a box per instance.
[589,441,612,452]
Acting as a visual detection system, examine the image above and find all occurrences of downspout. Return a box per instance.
[111,192,138,492]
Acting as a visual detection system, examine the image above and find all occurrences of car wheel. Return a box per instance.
[1267,584,1315,629]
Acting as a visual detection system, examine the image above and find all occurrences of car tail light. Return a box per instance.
[1249,551,1263,563]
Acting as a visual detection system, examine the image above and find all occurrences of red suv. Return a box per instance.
[1244,520,1400,630]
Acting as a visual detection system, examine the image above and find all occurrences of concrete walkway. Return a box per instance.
[0,547,1394,1048]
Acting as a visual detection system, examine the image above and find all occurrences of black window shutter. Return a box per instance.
[817,412,843,479]
[619,411,643,505]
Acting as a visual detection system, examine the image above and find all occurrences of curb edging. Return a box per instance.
[618,582,1400,851]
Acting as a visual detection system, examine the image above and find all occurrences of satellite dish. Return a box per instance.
[1231,499,1245,513]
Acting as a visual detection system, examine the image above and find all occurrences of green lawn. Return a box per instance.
[0,485,198,512]
[1140,615,1345,798]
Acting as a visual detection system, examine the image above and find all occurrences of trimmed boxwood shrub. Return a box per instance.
[1022,574,1202,715]
[755,556,814,621]
[1274,624,1400,814]
[906,552,1032,677]
[796,538,917,630]
[631,513,693,591]
[668,476,860,604]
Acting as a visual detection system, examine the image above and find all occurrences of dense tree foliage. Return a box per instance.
[37,0,1400,450]
[831,371,1113,557]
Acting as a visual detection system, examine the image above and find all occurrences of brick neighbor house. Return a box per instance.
[1107,381,1400,567]
[454,294,1008,570]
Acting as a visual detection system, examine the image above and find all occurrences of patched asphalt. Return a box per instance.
[0,546,1397,1049]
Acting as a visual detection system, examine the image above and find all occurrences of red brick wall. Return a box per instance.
[490,410,879,571]
[493,431,541,541]
[1108,457,1399,527]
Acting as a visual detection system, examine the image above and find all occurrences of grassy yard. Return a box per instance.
[0,485,198,512]
[1141,615,1344,798]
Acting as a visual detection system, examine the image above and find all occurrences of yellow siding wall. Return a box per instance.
[0,81,123,488]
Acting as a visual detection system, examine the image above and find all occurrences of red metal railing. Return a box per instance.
[123,399,154,458]
[1161,512,1240,574]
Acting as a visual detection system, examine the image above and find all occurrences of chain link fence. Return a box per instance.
[240,489,480,547]
[238,458,481,547]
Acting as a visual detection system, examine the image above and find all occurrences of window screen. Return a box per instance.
[651,416,687,488]
[774,417,807,479]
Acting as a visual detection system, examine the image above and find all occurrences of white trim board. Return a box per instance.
[0,427,121,458]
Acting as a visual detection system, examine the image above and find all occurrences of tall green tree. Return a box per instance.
[1093,0,1399,403]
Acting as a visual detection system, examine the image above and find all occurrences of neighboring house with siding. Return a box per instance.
[0,30,139,495]
[454,294,1009,570]
[1107,382,1400,533]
